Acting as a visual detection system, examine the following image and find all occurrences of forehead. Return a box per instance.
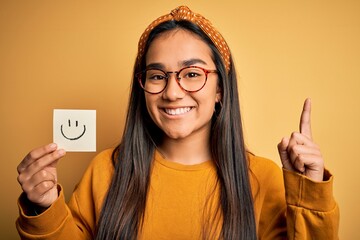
[145,29,214,67]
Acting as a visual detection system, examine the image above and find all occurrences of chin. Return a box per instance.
[163,129,193,140]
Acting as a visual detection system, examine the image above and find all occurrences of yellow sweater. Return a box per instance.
[16,149,339,239]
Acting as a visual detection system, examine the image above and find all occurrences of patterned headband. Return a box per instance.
[137,6,231,72]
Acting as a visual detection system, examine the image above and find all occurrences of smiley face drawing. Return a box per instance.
[54,109,96,152]
[61,119,86,141]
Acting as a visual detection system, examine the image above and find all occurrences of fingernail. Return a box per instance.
[49,143,57,149]
[58,149,66,156]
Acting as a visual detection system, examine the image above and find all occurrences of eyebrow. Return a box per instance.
[182,58,207,67]
[146,58,208,70]
[146,62,165,69]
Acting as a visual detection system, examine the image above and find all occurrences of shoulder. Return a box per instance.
[247,152,282,176]
[247,152,284,190]
[76,148,115,191]
[72,148,115,205]
[68,149,116,228]
[246,153,288,237]
[88,148,114,171]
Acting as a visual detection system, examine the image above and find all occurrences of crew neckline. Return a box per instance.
[154,150,215,171]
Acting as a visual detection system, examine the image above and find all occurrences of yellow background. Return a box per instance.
[1,0,359,239]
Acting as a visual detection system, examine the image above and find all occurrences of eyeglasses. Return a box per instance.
[136,66,218,94]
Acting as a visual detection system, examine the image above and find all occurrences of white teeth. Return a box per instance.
[164,107,192,115]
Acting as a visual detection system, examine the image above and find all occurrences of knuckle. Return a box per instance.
[32,160,42,170]
[42,181,54,190]
[278,137,289,149]
[28,145,49,161]
[28,151,38,160]
[17,175,23,184]
[22,184,32,193]
[42,181,50,189]
[17,174,29,185]
[40,170,48,179]
[292,144,301,153]
[296,154,304,162]
[291,132,300,138]
[26,192,36,203]
[17,165,23,174]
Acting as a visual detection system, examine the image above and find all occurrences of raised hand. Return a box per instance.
[277,98,324,182]
[17,143,66,209]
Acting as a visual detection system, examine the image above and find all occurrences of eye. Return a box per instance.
[149,75,166,80]
[186,72,200,78]
[181,69,204,79]
[146,70,167,81]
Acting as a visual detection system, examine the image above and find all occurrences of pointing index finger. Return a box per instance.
[300,98,313,140]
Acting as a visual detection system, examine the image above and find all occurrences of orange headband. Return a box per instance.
[137,6,231,72]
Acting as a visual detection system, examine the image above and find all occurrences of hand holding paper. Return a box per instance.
[17,109,97,210]
[17,143,65,209]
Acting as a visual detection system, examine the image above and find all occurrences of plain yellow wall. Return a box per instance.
[1,1,359,239]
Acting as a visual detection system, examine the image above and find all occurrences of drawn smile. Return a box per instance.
[61,119,86,140]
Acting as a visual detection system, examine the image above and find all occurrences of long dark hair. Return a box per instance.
[96,20,257,240]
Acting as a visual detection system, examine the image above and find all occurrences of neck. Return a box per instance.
[159,128,212,165]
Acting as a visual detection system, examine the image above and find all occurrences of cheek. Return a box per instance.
[144,96,152,113]
[144,95,158,120]
[196,93,217,116]
[202,99,216,117]
[201,82,219,106]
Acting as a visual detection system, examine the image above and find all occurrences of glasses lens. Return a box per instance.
[178,67,206,92]
[143,69,167,93]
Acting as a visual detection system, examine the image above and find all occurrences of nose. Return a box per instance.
[162,73,185,101]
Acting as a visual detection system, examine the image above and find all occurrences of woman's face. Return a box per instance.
[144,29,221,141]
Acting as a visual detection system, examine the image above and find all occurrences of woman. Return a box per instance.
[16,6,339,240]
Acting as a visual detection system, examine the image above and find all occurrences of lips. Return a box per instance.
[163,107,193,115]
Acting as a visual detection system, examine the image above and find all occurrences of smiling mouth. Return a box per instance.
[163,107,193,116]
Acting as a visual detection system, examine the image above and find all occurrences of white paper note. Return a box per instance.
[53,109,96,152]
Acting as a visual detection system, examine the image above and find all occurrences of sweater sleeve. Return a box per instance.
[283,168,340,240]
[251,154,339,240]
[16,185,91,240]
